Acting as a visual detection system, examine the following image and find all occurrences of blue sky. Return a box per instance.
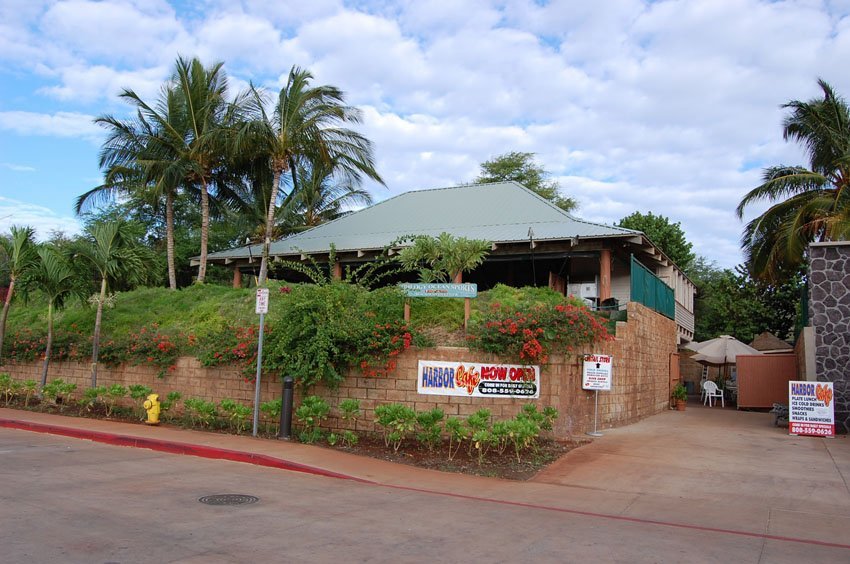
[2,0,849,268]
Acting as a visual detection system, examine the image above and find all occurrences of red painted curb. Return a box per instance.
[0,418,373,484]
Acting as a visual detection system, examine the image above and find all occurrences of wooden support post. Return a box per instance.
[332,261,342,280]
[600,249,612,302]
[404,300,410,323]
[464,298,471,332]
[233,268,242,289]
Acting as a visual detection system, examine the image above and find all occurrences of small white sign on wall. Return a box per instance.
[582,354,613,391]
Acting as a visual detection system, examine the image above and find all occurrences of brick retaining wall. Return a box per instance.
[1,302,676,438]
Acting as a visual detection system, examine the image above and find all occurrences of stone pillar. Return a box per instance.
[332,261,342,280]
[809,242,850,434]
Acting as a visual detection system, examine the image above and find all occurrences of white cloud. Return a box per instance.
[194,12,301,73]
[39,64,170,103]
[3,0,850,270]
[0,196,81,241]
[0,111,102,142]
[40,0,186,65]
[0,163,36,172]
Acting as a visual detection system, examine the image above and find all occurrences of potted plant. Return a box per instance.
[672,383,688,411]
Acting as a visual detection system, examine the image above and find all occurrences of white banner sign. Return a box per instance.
[417,360,539,398]
[582,354,613,391]
[789,381,834,437]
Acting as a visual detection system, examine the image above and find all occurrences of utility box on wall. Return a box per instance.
[580,283,598,299]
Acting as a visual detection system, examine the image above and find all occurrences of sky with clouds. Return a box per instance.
[1,0,849,268]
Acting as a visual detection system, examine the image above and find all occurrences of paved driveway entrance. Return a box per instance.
[534,404,850,545]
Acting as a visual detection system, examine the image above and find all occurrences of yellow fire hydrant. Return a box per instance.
[143,393,161,425]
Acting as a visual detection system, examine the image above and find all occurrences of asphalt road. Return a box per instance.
[1,428,847,563]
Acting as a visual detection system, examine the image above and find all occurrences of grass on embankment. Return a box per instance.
[3,281,585,345]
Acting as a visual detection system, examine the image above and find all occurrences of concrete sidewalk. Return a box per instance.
[2,405,849,553]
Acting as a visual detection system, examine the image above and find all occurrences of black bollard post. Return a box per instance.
[278,377,294,440]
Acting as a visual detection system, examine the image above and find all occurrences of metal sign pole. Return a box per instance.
[587,390,603,437]
[252,312,264,437]
[252,288,269,438]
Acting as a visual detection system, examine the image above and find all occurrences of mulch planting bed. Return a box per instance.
[329,435,587,480]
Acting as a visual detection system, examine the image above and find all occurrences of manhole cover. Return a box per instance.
[199,494,259,506]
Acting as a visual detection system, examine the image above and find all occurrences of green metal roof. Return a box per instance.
[208,182,640,261]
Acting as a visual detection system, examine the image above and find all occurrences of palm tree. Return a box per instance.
[170,56,236,283]
[81,85,183,289]
[0,226,38,362]
[235,67,385,284]
[737,79,850,279]
[83,56,236,285]
[73,221,149,387]
[283,159,374,233]
[397,233,490,283]
[31,247,82,386]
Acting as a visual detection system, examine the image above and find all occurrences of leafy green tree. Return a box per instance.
[690,258,802,343]
[397,233,490,282]
[83,195,241,288]
[0,226,38,362]
[235,66,385,284]
[72,221,153,387]
[30,247,84,386]
[475,151,577,212]
[617,211,695,271]
[737,79,850,280]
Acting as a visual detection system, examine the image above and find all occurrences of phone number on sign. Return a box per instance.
[790,424,832,436]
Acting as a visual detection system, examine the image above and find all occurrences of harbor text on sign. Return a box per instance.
[788,380,834,437]
[418,360,539,398]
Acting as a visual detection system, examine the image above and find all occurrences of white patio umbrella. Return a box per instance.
[691,335,761,365]
[682,340,703,352]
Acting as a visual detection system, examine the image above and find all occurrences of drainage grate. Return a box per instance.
[199,494,259,506]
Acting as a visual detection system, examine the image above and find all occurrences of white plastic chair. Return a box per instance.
[699,366,709,403]
[703,380,724,407]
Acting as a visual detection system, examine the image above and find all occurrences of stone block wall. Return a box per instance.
[808,242,850,434]
[1,302,677,438]
[678,350,705,394]
[1,357,282,413]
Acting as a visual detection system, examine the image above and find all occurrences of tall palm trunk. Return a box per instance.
[259,168,283,285]
[90,277,107,388]
[166,189,177,290]
[41,302,54,387]
[197,179,210,283]
[0,277,15,363]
